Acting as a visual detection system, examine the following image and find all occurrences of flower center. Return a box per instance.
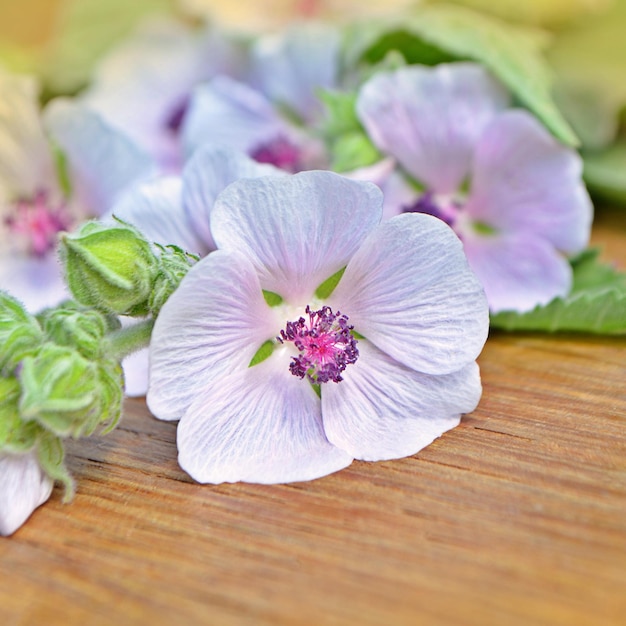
[250,135,301,172]
[402,191,463,228]
[5,190,71,258]
[278,305,358,384]
[165,97,189,134]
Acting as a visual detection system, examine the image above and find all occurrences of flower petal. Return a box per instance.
[177,354,352,484]
[462,230,572,314]
[328,212,488,375]
[182,145,284,250]
[211,170,383,302]
[0,451,53,536]
[251,23,340,122]
[108,176,207,255]
[465,110,593,255]
[121,347,149,398]
[83,20,243,170]
[147,249,279,421]
[0,253,68,313]
[323,341,481,461]
[44,99,156,216]
[356,63,509,193]
[0,70,57,201]
[181,76,287,158]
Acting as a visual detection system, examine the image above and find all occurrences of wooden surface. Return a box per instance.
[1,206,625,626]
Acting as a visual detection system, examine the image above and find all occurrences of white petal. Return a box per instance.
[121,347,149,398]
[147,250,279,421]
[252,23,340,122]
[0,450,53,536]
[178,353,352,484]
[462,231,572,314]
[181,77,287,158]
[84,20,241,169]
[182,145,284,250]
[465,110,593,255]
[108,176,207,255]
[0,252,68,313]
[44,99,156,216]
[328,213,489,375]
[323,342,481,461]
[211,171,383,302]
[357,63,509,193]
[0,70,57,200]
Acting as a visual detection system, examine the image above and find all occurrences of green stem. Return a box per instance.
[105,318,155,361]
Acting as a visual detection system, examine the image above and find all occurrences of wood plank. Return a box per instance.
[1,206,625,626]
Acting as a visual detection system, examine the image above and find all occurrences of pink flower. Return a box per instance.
[357,63,593,313]
[147,171,488,484]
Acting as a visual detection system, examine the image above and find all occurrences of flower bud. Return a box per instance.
[18,343,101,438]
[149,244,198,315]
[60,220,159,316]
[0,291,43,374]
[0,376,40,453]
[41,305,108,360]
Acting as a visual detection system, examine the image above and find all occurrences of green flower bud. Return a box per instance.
[0,376,41,453]
[0,291,43,374]
[149,244,198,315]
[18,343,102,438]
[60,220,159,316]
[41,305,108,360]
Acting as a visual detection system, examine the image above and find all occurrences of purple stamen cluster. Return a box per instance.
[403,191,459,227]
[5,190,71,258]
[250,136,301,172]
[278,305,359,384]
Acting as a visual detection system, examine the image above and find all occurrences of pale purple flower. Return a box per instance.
[0,69,154,313]
[80,18,245,172]
[182,22,340,171]
[109,145,283,396]
[147,171,488,484]
[0,450,53,536]
[356,63,594,313]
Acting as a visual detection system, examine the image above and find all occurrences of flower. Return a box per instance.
[356,63,594,313]
[80,18,245,172]
[182,22,340,171]
[107,145,282,396]
[0,450,53,536]
[0,68,155,313]
[147,171,488,484]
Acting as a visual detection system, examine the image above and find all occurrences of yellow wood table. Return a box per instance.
[1,206,625,626]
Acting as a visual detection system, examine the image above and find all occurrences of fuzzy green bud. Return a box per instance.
[0,291,43,374]
[150,244,198,315]
[41,305,108,360]
[60,220,159,316]
[18,343,102,438]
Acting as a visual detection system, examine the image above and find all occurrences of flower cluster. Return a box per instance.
[1,1,621,535]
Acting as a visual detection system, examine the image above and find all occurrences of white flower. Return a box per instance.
[148,171,489,484]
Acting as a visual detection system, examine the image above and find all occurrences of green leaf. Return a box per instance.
[491,289,626,334]
[330,131,381,172]
[262,290,284,307]
[570,249,626,293]
[349,4,578,146]
[249,340,275,367]
[583,142,626,204]
[490,249,626,334]
[548,0,626,150]
[315,267,346,299]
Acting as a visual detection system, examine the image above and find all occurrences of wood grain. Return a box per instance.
[1,207,625,626]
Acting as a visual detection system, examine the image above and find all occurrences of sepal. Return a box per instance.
[60,220,159,316]
[0,292,44,375]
